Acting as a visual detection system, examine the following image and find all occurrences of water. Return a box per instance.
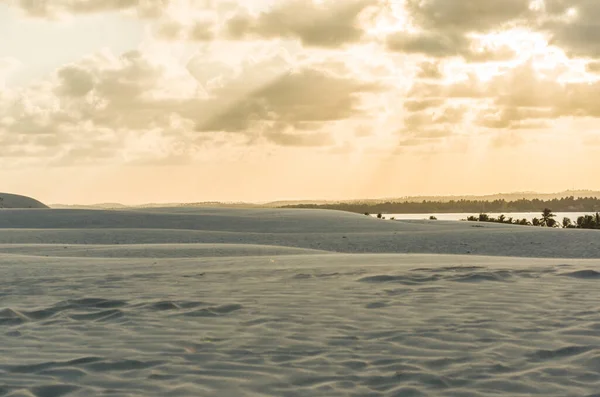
[381,212,593,222]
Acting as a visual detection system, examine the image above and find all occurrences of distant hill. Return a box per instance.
[49,202,264,209]
[0,193,49,209]
[267,190,600,206]
[50,203,129,210]
[47,190,600,209]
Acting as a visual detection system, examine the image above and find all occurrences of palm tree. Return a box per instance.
[532,217,541,226]
[498,214,506,223]
[577,215,596,229]
[540,208,556,227]
[562,217,573,229]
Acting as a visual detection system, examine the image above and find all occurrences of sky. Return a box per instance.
[1,0,599,205]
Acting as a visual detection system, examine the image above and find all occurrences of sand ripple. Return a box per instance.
[2,255,600,396]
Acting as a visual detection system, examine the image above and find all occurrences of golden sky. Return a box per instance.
[1,0,599,204]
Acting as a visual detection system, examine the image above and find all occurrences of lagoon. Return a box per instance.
[383,212,592,222]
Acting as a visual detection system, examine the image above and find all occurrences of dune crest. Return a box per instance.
[0,193,48,209]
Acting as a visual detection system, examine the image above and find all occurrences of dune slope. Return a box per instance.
[0,207,599,258]
[0,192,48,209]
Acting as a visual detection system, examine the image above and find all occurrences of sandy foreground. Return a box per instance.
[1,208,599,396]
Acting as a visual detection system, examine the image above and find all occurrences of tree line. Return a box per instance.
[464,209,600,229]
[282,196,600,214]
[368,208,600,229]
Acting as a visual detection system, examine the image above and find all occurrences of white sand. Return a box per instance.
[1,208,599,396]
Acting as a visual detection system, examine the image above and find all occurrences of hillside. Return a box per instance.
[0,193,48,209]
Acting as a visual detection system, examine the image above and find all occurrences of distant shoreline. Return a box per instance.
[282,196,600,214]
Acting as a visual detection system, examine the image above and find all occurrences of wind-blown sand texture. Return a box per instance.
[1,208,599,396]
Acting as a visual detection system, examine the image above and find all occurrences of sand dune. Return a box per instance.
[0,193,48,209]
[1,207,599,258]
[1,208,599,396]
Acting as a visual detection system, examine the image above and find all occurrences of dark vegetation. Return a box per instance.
[348,206,599,230]
[464,208,600,229]
[283,196,600,214]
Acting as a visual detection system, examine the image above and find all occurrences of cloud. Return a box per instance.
[384,0,535,62]
[416,62,444,79]
[0,47,382,166]
[404,98,445,112]
[542,1,600,57]
[387,31,469,58]
[7,0,600,66]
[383,0,600,62]
[398,102,467,147]
[476,106,552,130]
[56,66,95,97]
[387,31,518,62]
[4,0,600,167]
[399,60,600,150]
[225,0,377,47]
[403,0,534,33]
[196,63,381,134]
[587,61,600,74]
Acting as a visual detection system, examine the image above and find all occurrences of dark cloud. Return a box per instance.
[403,0,533,33]
[387,30,517,62]
[385,0,534,62]
[387,31,469,58]
[542,0,600,57]
[225,0,377,47]
[189,21,216,41]
[56,66,95,97]
[197,67,381,134]
[417,62,444,79]
[384,0,600,62]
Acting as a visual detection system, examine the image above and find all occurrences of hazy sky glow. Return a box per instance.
[1,0,599,204]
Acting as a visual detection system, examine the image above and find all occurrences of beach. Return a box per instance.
[1,208,599,396]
